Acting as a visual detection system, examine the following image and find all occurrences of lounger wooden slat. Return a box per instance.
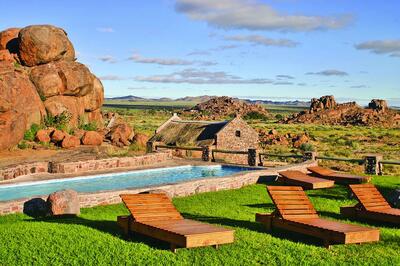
[117,193,234,252]
[278,171,335,190]
[341,184,400,224]
[307,166,370,184]
[256,186,380,247]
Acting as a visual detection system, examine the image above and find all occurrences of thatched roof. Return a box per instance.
[150,119,228,146]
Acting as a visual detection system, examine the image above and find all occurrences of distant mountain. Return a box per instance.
[105,95,147,101]
[105,95,310,106]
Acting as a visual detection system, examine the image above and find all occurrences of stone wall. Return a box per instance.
[0,162,49,181]
[0,160,317,215]
[0,151,172,181]
[215,116,259,164]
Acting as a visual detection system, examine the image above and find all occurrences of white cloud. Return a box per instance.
[355,40,400,57]
[96,27,114,33]
[135,68,273,84]
[175,0,352,32]
[98,55,117,63]
[350,85,368,88]
[276,74,295,79]
[225,35,299,47]
[128,53,217,66]
[129,53,193,65]
[99,75,126,81]
[306,69,348,76]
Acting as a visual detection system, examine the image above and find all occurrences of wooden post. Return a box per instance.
[364,154,383,175]
[258,153,264,166]
[146,141,154,153]
[211,150,216,162]
[248,149,257,166]
[303,151,317,162]
[202,146,210,162]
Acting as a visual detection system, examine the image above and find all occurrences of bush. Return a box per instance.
[299,143,314,152]
[79,121,98,131]
[17,140,30,149]
[244,111,268,120]
[23,123,41,141]
[44,111,71,131]
[275,114,284,120]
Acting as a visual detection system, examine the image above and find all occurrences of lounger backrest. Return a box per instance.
[307,166,334,177]
[120,193,183,223]
[267,186,318,220]
[349,184,391,211]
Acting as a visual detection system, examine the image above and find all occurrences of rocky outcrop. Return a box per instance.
[47,189,80,216]
[187,96,268,120]
[283,96,400,127]
[310,95,336,113]
[106,122,134,147]
[0,62,46,150]
[0,24,105,150]
[368,99,388,113]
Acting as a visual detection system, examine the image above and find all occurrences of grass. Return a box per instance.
[0,176,399,265]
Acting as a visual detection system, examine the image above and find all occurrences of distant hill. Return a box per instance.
[106,95,310,106]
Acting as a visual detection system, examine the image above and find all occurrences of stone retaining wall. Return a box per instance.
[0,151,173,181]
[0,162,49,181]
[0,160,317,215]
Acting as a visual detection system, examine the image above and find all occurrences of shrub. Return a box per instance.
[244,111,268,120]
[44,111,71,131]
[275,114,284,120]
[299,143,314,152]
[17,140,30,149]
[23,123,41,141]
[79,121,98,131]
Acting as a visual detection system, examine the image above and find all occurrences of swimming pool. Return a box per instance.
[0,165,259,201]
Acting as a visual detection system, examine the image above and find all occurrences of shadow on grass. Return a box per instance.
[243,203,275,209]
[180,213,324,248]
[26,216,170,250]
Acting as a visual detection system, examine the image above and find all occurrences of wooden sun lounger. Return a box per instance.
[341,184,400,224]
[278,170,335,190]
[117,193,234,252]
[307,166,370,184]
[256,186,380,248]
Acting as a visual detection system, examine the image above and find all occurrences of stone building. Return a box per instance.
[148,114,259,164]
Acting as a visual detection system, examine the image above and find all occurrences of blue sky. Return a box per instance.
[1,0,399,104]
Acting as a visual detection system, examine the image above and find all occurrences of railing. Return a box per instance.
[315,156,364,164]
[151,143,400,175]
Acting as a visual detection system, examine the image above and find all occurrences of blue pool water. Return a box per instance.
[0,165,259,201]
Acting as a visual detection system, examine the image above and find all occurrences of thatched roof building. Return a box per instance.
[149,114,228,146]
[149,113,258,149]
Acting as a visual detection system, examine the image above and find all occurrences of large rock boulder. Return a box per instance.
[81,131,103,146]
[133,133,149,148]
[80,75,104,111]
[0,64,46,150]
[106,122,134,147]
[44,96,84,127]
[47,189,80,216]
[30,61,94,98]
[0,49,15,63]
[18,25,75,66]
[0,28,20,53]
[61,135,80,149]
[29,62,64,98]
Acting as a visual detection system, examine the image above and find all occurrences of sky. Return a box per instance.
[1,0,400,105]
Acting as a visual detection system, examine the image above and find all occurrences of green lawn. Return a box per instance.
[0,176,399,265]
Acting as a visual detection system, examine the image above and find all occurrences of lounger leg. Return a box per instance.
[213,244,219,249]
[323,239,331,249]
[170,244,177,253]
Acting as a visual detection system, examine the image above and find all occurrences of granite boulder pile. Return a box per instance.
[283,95,400,127]
[0,25,105,150]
